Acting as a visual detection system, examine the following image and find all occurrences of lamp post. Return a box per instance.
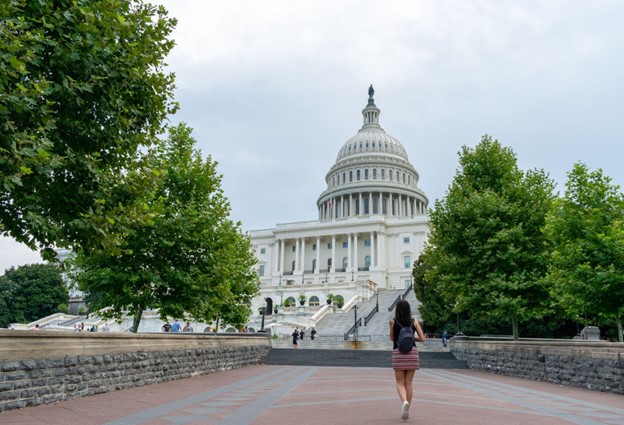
[353,304,359,341]
[260,298,267,332]
[351,269,354,281]
[324,272,328,283]
[301,272,304,284]
[279,273,282,285]
[375,291,379,310]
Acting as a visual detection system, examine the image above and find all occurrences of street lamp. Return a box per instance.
[375,291,379,310]
[301,272,305,284]
[279,273,282,285]
[260,298,267,332]
[353,304,359,341]
[351,269,354,281]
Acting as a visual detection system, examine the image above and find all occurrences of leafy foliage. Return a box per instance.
[545,163,624,341]
[0,264,68,326]
[0,0,177,257]
[423,136,555,338]
[72,124,258,332]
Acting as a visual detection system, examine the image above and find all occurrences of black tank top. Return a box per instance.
[392,318,415,350]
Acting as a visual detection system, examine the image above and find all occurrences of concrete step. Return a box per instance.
[265,348,469,369]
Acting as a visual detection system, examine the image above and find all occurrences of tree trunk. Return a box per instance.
[617,316,623,343]
[131,309,143,333]
[215,317,220,333]
[511,316,519,340]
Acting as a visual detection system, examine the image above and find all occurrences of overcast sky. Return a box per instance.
[2,0,623,273]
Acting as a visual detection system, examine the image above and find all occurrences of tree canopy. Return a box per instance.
[0,0,177,258]
[423,136,555,339]
[0,263,67,327]
[545,163,624,341]
[72,124,258,332]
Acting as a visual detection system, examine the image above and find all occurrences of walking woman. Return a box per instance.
[390,300,425,420]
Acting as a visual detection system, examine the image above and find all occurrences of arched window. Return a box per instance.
[342,172,346,184]
[309,296,320,307]
[343,257,348,269]
[349,171,353,182]
[364,169,369,180]
[373,169,377,179]
[403,173,406,183]
[285,297,296,307]
[357,170,361,180]
[365,256,371,268]
[381,169,385,179]
[389,170,393,180]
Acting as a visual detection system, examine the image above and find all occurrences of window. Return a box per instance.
[373,169,377,179]
[349,171,353,182]
[343,257,348,268]
[364,169,369,180]
[357,170,361,180]
[260,248,266,254]
[309,296,320,307]
[259,265,265,276]
[312,244,316,250]
[365,256,371,268]
[342,241,348,248]
[327,258,332,267]
[327,243,332,249]
[403,237,410,244]
[404,255,411,269]
[403,173,406,183]
[364,240,371,247]
[332,176,335,186]
[343,172,346,183]
[381,169,385,179]
[389,170,393,180]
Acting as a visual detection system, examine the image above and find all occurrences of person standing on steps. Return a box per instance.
[390,299,425,421]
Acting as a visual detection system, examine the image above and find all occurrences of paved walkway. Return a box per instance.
[1,365,622,425]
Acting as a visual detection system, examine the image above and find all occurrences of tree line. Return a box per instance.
[1,0,258,331]
[414,136,624,342]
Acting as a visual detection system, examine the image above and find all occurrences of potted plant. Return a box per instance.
[326,294,335,305]
[298,293,306,306]
[274,306,279,314]
[335,295,344,308]
[284,299,293,308]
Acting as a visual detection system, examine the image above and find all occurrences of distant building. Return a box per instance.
[249,87,429,329]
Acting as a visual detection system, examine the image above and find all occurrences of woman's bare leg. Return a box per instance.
[404,369,416,404]
[394,370,407,402]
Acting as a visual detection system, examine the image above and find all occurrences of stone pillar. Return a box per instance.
[378,232,384,268]
[359,193,363,216]
[370,231,376,268]
[369,192,373,215]
[354,233,359,271]
[349,194,353,217]
[300,237,306,273]
[331,235,336,273]
[280,239,285,273]
[398,194,402,216]
[316,236,320,273]
[273,240,279,274]
[389,193,393,216]
[294,238,300,272]
[378,193,383,215]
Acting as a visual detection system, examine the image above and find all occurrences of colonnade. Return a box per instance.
[318,191,426,220]
[272,231,386,276]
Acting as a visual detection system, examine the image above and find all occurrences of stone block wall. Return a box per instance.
[0,331,271,412]
[451,337,623,394]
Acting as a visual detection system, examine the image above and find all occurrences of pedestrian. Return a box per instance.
[299,328,305,340]
[292,328,299,349]
[33,324,41,331]
[161,321,172,332]
[101,323,110,332]
[390,299,425,421]
[182,322,194,332]
[310,328,317,340]
[441,329,448,352]
[171,319,181,333]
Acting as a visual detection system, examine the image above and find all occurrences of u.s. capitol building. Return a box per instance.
[248,86,429,330]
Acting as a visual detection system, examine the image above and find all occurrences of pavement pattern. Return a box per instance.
[1,365,623,425]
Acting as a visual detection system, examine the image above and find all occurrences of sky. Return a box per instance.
[2,0,623,273]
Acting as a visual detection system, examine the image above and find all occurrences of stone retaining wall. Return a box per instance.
[451,336,623,394]
[0,331,271,412]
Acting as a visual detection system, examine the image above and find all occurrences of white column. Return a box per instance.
[369,192,373,215]
[353,233,358,270]
[370,231,376,268]
[378,232,384,268]
[315,236,320,273]
[378,193,383,215]
[294,238,300,272]
[398,194,402,216]
[389,193,393,216]
[301,237,306,273]
[280,239,285,273]
[359,193,363,216]
[349,194,353,217]
[331,235,336,272]
[346,234,351,269]
[273,240,279,274]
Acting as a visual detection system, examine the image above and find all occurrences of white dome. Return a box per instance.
[336,127,409,162]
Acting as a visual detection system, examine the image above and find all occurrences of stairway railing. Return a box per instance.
[343,318,362,340]
[388,295,401,312]
[401,284,413,300]
[364,304,378,326]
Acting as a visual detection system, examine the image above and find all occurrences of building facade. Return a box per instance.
[249,87,429,328]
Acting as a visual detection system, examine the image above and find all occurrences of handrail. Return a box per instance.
[343,318,362,340]
[364,304,378,326]
[388,295,401,312]
[401,284,413,300]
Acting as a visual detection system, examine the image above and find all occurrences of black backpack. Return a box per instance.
[396,319,415,353]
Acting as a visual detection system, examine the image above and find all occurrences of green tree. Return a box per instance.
[545,163,624,342]
[0,264,68,326]
[424,136,555,339]
[412,252,453,332]
[0,0,177,258]
[72,124,258,332]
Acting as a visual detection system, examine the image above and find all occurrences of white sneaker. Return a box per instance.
[402,401,410,420]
